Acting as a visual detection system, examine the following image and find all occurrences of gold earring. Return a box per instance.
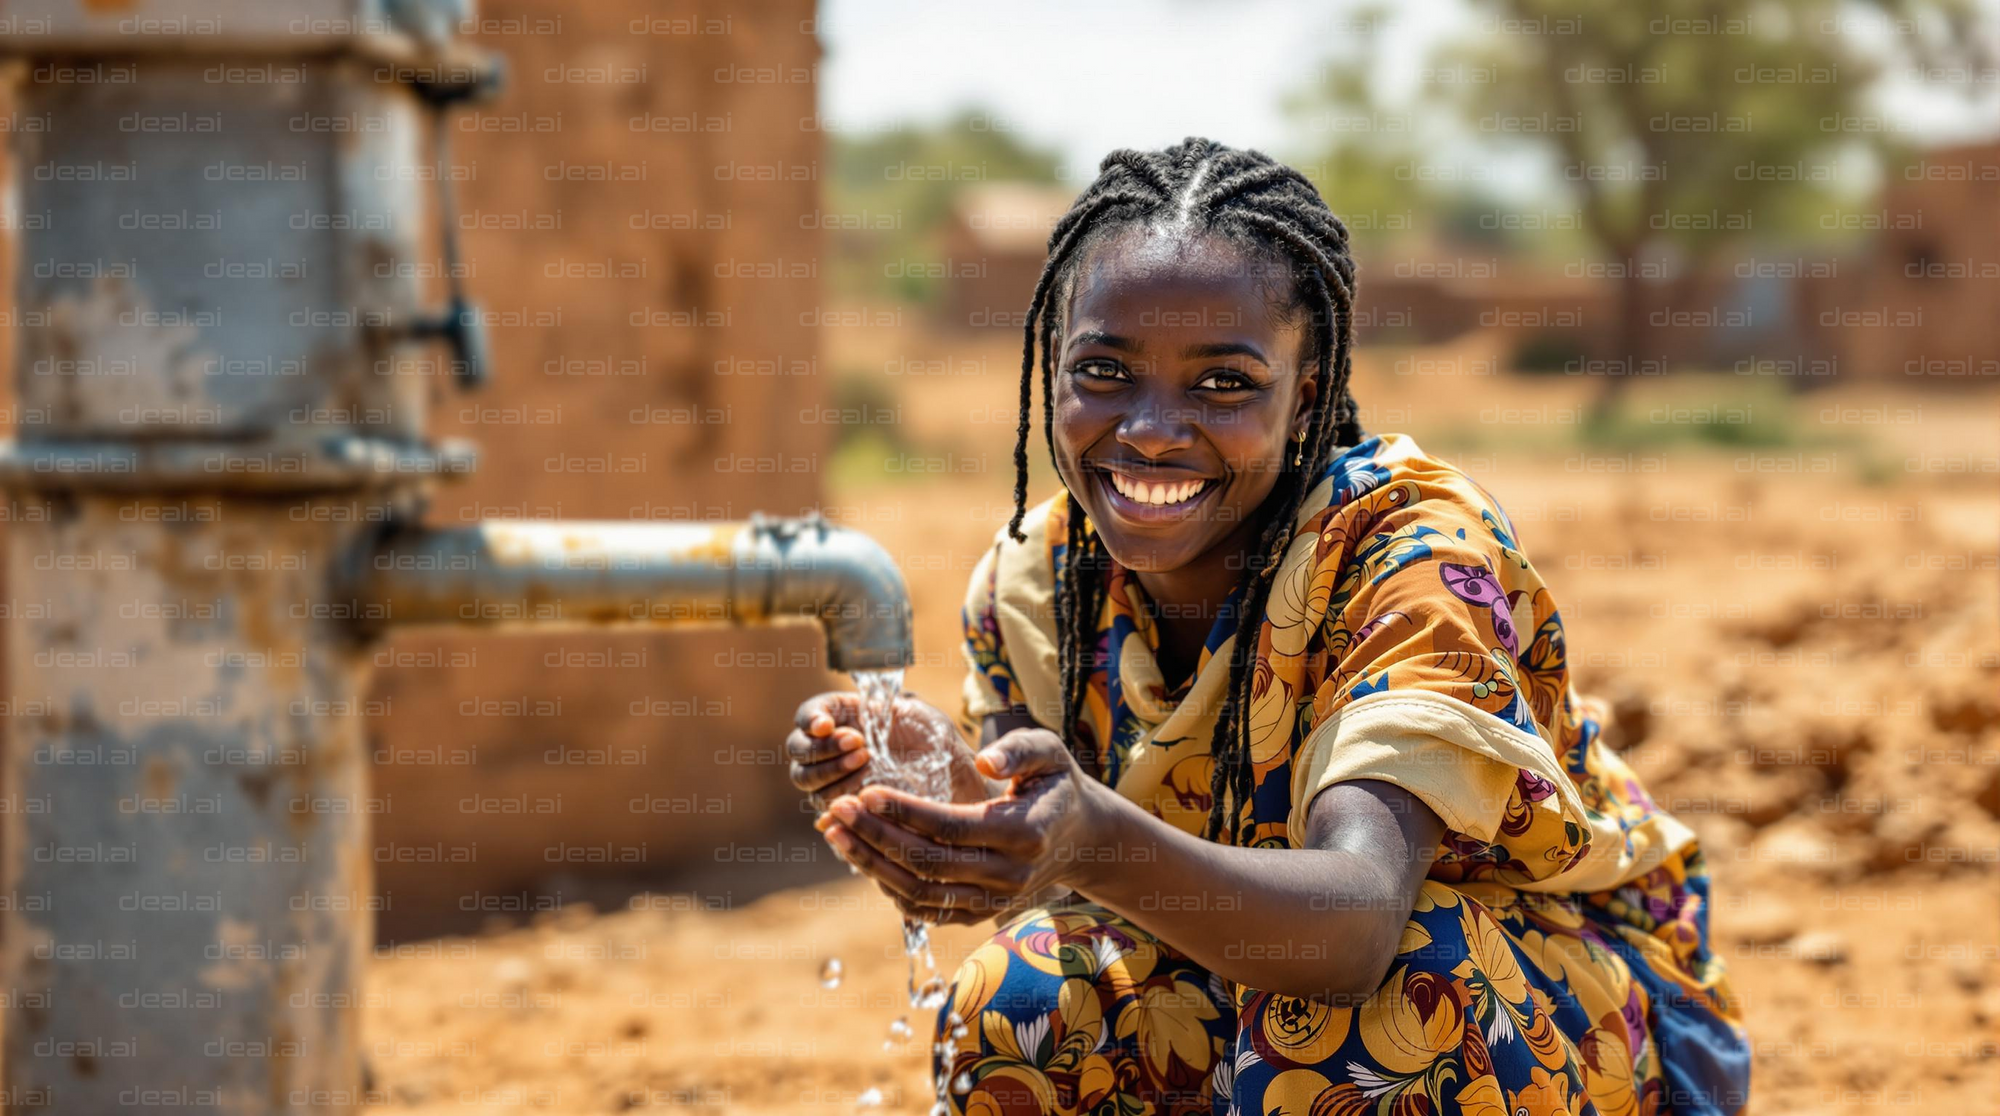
[1292,432,1306,467]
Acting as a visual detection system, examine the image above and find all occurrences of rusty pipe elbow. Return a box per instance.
[341,513,915,673]
[728,513,915,673]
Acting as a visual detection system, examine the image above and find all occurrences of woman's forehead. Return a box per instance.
[1063,228,1299,347]
[1076,225,1281,286]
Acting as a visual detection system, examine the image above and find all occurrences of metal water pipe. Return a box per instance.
[0,2,909,1111]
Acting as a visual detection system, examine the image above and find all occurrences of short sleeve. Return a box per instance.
[959,539,1024,734]
[1289,502,1594,884]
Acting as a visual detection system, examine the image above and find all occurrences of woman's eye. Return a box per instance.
[1073,361,1129,382]
[1198,371,1256,392]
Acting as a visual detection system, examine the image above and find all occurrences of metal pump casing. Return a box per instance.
[0,3,911,1111]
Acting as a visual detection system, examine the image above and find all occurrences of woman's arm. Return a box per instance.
[1073,763,1444,1004]
[822,727,1447,1006]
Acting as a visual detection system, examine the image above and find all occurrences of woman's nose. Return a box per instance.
[1115,398,1196,459]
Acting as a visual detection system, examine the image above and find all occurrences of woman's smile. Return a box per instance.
[1091,463,1220,524]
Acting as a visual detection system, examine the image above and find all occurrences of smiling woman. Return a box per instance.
[1049,228,1322,700]
[787,138,1750,1116]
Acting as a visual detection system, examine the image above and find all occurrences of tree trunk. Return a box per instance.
[1589,258,1650,426]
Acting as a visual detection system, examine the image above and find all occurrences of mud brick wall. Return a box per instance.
[360,0,835,935]
[1843,143,2000,382]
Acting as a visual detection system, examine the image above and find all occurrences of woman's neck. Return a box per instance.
[1130,503,1270,685]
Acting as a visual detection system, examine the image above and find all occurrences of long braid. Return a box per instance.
[1056,492,1112,780]
[1006,138,1365,844]
[1198,256,1340,841]
[1007,187,1159,543]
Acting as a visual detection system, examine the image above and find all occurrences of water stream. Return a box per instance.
[848,668,960,1115]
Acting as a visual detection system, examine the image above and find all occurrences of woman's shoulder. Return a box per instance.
[963,492,1073,627]
[968,491,1071,590]
[961,494,1066,728]
[1296,432,1528,557]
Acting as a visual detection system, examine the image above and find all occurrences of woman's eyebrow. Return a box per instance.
[1181,341,1268,363]
[1068,328,1137,351]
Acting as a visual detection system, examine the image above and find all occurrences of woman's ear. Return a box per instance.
[1290,342,1320,439]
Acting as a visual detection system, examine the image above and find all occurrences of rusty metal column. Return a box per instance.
[0,3,914,1112]
[0,2,486,1111]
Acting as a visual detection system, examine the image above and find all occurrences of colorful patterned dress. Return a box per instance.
[946,433,1749,1116]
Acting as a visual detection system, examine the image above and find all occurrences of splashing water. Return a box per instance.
[850,669,956,1009]
[849,669,964,1113]
[851,668,901,772]
[851,668,954,801]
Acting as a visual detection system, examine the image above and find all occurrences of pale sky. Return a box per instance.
[819,0,2000,198]
[817,0,1396,182]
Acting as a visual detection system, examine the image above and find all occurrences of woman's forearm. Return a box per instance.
[1065,781,1414,1004]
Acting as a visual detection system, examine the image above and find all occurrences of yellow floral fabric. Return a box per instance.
[945,433,1749,1115]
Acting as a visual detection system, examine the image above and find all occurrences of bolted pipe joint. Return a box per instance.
[341,512,916,673]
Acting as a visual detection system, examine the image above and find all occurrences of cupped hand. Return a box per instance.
[785,690,992,809]
[816,727,1110,925]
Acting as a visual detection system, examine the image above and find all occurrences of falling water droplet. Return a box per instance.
[916,975,948,1009]
[818,957,843,989]
[855,1086,883,1108]
[953,1073,973,1094]
[884,1014,913,1051]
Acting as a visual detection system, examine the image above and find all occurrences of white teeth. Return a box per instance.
[1107,472,1207,507]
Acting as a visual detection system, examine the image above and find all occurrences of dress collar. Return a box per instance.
[1084,433,1402,781]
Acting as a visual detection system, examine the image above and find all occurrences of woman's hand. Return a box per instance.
[815,727,1110,925]
[785,690,995,809]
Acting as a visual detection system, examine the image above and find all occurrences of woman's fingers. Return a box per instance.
[976,728,1072,781]
[827,797,1025,891]
[787,724,865,766]
[789,745,870,794]
[788,725,865,765]
[822,823,990,911]
[794,692,861,735]
[786,721,869,796]
[856,785,1024,851]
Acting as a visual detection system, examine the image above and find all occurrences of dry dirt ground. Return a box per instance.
[366,326,2000,1114]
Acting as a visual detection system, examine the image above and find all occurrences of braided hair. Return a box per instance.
[1005,137,1364,846]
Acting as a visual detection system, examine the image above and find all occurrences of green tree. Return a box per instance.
[1290,0,1993,408]
[829,108,1063,304]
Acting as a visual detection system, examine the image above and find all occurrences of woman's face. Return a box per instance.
[1052,226,1317,575]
